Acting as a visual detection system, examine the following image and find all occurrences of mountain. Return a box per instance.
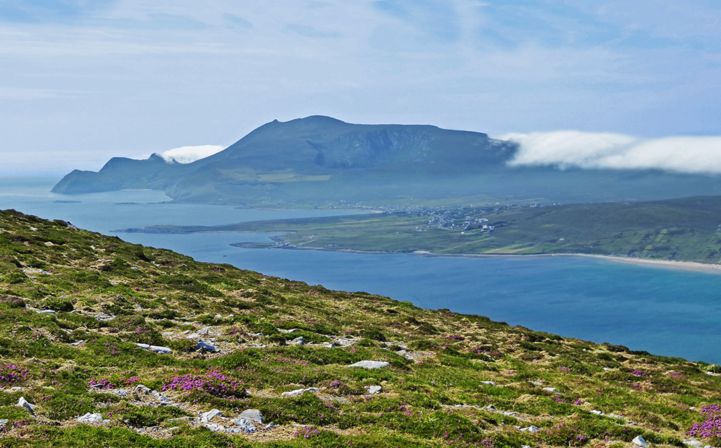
[53,116,721,206]
[1,208,719,446]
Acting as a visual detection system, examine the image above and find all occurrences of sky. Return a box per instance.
[2,0,721,175]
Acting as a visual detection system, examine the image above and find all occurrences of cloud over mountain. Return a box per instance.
[504,131,721,175]
[159,145,224,164]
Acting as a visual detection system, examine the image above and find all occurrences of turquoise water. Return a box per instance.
[3,178,721,363]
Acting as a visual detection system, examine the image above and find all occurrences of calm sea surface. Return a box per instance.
[3,178,721,363]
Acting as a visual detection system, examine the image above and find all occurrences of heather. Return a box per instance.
[0,209,720,447]
[162,370,246,399]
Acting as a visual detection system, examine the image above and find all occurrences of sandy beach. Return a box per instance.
[567,253,721,274]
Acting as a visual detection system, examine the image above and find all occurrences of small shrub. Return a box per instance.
[162,370,246,399]
[0,364,28,385]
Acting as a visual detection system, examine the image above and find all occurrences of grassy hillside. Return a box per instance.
[149,196,721,263]
[2,209,721,447]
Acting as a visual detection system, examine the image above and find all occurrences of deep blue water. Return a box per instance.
[3,178,721,363]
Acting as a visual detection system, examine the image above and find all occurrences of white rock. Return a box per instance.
[17,397,35,415]
[197,327,211,336]
[152,390,173,406]
[590,409,604,415]
[37,309,56,314]
[232,417,257,433]
[541,387,557,393]
[282,387,319,397]
[111,388,129,398]
[632,435,649,448]
[238,409,263,424]
[683,439,704,448]
[135,343,172,354]
[195,340,218,352]
[349,360,389,369]
[481,381,496,385]
[95,313,115,322]
[0,419,8,429]
[203,422,225,432]
[278,328,297,334]
[200,409,223,423]
[333,337,357,347]
[521,425,540,433]
[70,340,85,346]
[288,336,306,346]
[133,384,152,395]
[77,413,104,424]
[367,385,382,395]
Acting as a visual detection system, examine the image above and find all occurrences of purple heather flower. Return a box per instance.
[0,364,28,385]
[162,369,244,398]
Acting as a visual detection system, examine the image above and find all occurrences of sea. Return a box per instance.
[3,177,721,364]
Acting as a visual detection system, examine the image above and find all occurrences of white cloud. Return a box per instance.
[504,131,721,174]
[159,145,224,164]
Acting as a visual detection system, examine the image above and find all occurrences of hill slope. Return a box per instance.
[52,116,721,207]
[1,209,720,446]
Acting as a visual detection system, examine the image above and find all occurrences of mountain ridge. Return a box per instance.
[52,116,721,207]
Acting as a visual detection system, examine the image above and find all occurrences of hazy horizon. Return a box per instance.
[3,1,721,175]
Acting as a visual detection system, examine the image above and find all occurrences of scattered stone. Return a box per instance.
[367,385,382,395]
[135,343,172,354]
[152,390,173,406]
[705,371,720,377]
[44,241,54,247]
[94,312,115,322]
[481,381,496,385]
[232,418,257,434]
[197,327,211,336]
[77,413,104,424]
[278,328,297,334]
[0,419,7,429]
[333,337,357,347]
[632,435,649,448]
[200,409,223,423]
[349,360,389,369]
[288,336,306,346]
[70,340,85,346]
[238,409,264,424]
[683,439,704,448]
[37,309,56,314]
[396,349,415,360]
[16,397,35,415]
[204,422,225,432]
[110,388,129,398]
[521,425,540,433]
[542,387,557,393]
[590,410,604,416]
[195,340,218,353]
[282,387,319,397]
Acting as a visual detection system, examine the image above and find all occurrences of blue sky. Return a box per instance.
[2,0,721,174]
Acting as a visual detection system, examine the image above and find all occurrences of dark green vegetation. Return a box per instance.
[140,196,721,264]
[2,209,721,447]
[53,116,721,207]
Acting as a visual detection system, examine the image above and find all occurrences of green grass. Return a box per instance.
[1,209,721,446]
[162,195,721,264]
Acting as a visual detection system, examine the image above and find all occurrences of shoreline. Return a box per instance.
[240,239,721,275]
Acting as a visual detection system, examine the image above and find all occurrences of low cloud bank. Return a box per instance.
[160,145,224,164]
[503,131,721,175]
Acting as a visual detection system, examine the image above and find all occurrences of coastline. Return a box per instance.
[566,253,721,274]
[244,238,721,275]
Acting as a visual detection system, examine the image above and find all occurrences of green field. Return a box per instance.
[148,196,721,264]
[2,209,721,446]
